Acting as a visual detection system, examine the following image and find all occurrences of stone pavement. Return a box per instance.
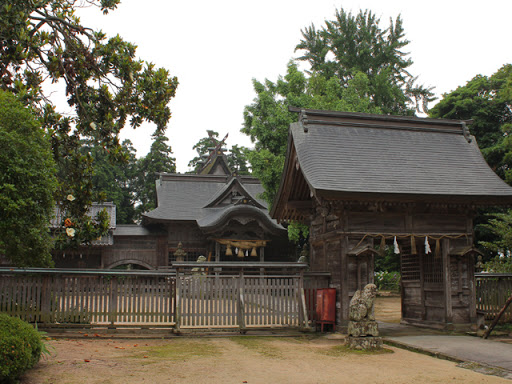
[379,322,512,379]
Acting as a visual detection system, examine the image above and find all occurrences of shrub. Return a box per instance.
[374,271,401,292]
[0,314,44,383]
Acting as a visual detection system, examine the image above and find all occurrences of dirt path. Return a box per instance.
[22,336,509,384]
[20,295,509,383]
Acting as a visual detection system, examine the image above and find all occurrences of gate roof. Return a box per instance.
[272,108,512,221]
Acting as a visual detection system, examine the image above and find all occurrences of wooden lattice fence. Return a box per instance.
[0,267,312,331]
[476,273,512,323]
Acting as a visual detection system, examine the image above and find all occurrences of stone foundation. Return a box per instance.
[346,336,383,350]
[347,320,379,337]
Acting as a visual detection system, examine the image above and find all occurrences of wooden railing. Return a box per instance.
[476,273,512,323]
[0,265,317,331]
[0,269,176,327]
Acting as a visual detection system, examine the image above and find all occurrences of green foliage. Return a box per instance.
[431,65,512,255]
[135,132,176,215]
[0,90,56,267]
[375,246,400,272]
[188,130,220,172]
[243,9,431,210]
[243,62,383,209]
[188,130,250,174]
[86,139,138,224]
[0,0,178,248]
[0,314,45,383]
[374,271,401,292]
[287,221,309,244]
[227,144,250,175]
[430,64,512,172]
[481,256,512,273]
[480,210,512,272]
[295,8,434,115]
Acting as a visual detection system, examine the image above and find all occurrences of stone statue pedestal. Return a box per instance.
[348,320,379,337]
[347,336,383,350]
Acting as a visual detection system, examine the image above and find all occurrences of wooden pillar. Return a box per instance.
[468,254,477,321]
[215,241,220,262]
[340,236,349,323]
[442,238,452,324]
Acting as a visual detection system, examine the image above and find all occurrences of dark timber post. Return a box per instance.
[442,239,452,324]
[238,271,246,332]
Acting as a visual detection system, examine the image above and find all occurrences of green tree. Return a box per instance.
[295,8,434,115]
[430,64,512,178]
[188,130,220,172]
[430,64,512,257]
[84,139,138,224]
[227,144,250,175]
[0,90,57,267]
[187,130,250,174]
[136,132,176,215]
[479,211,512,272]
[243,9,434,210]
[0,0,178,246]
[243,62,382,207]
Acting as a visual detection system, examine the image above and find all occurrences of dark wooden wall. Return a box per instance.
[308,199,477,329]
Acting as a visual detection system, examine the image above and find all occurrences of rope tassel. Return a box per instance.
[411,235,417,255]
[380,235,386,255]
[435,238,441,258]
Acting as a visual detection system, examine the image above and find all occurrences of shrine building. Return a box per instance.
[271,107,512,329]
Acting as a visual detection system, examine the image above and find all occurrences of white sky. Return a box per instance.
[77,0,512,172]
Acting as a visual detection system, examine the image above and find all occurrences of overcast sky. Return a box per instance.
[78,0,512,172]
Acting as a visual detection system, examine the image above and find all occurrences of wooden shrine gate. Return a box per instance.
[0,265,310,331]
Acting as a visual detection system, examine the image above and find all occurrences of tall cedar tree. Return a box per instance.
[0,90,57,266]
[0,0,178,249]
[136,132,176,215]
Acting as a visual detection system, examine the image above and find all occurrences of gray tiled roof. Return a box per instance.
[291,113,512,198]
[143,174,282,231]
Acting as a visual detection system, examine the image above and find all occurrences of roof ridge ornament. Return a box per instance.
[461,122,472,143]
[299,109,309,132]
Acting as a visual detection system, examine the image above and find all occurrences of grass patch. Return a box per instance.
[319,344,394,357]
[229,337,282,358]
[128,339,218,361]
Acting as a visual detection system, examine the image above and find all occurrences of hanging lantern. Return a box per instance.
[251,247,257,257]
[225,246,232,256]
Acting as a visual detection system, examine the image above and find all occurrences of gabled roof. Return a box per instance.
[143,173,284,234]
[272,108,512,220]
[199,153,232,175]
[204,177,265,209]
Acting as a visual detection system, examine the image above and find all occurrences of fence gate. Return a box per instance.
[175,275,308,330]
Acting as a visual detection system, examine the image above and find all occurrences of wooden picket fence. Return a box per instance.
[476,273,512,323]
[0,267,312,331]
[175,275,308,329]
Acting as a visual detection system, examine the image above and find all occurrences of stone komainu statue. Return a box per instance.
[347,283,379,339]
[349,283,377,322]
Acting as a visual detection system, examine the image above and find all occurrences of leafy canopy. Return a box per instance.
[430,64,512,258]
[0,0,178,248]
[0,90,57,267]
